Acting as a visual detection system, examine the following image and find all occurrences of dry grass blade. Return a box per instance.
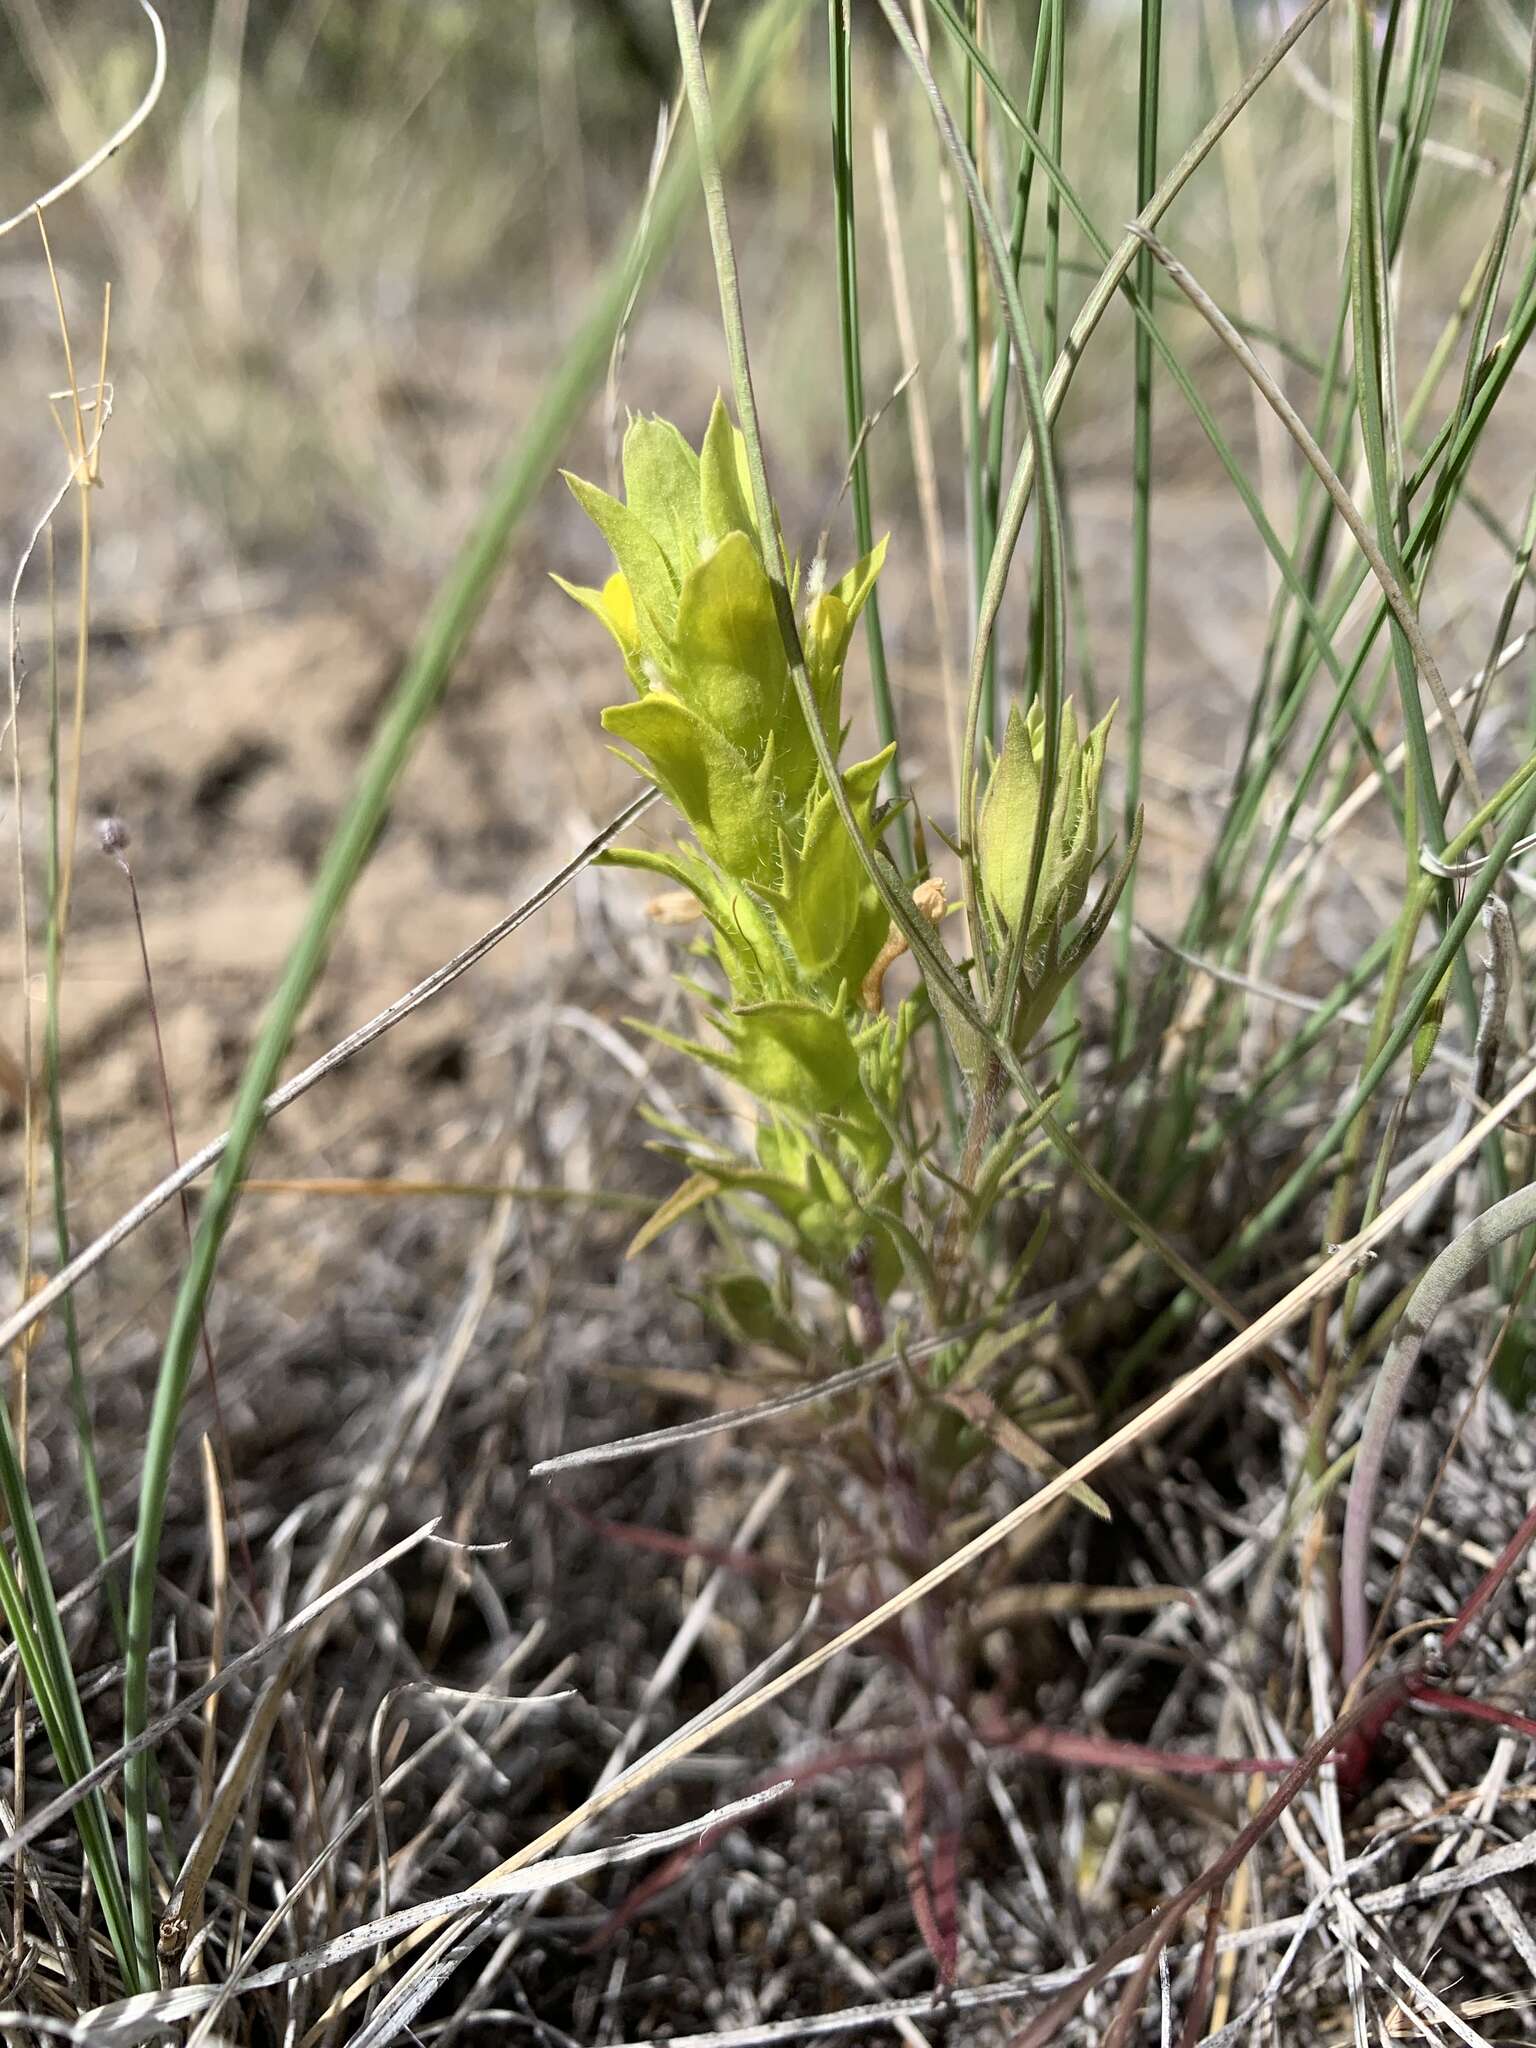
[179,1635,563,2040]
[530,1300,1058,1475]
[169,1168,526,1967]
[1136,924,1475,1077]
[14,2,1536,2035]
[1342,1175,1536,1684]
[972,1583,1191,1624]
[582,1804,1536,2048]
[195,1436,227,1824]
[73,1786,793,2044]
[1300,1566,1370,2048]
[236,1176,650,1207]
[0,1521,442,1870]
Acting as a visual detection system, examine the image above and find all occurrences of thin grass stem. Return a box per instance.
[827,0,911,865]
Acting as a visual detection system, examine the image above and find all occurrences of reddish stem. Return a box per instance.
[1342,1487,1536,1794]
[1006,1674,1414,2047]
[987,1719,1291,1779]
[1442,1491,1536,1657]
[1411,1683,1536,1741]
[1175,1893,1224,2048]
[900,1750,960,1987]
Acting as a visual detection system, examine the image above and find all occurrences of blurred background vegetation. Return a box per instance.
[2,0,1523,597]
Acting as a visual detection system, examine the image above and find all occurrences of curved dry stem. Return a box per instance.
[0,1,167,241]
[1341,1171,1536,1685]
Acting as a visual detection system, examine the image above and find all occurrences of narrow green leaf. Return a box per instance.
[564,473,679,655]
[699,391,759,551]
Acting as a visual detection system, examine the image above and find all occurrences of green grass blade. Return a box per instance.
[1112,0,1162,1061]
[0,1413,136,1980]
[962,2,989,749]
[827,0,911,867]
[1349,0,1442,860]
[875,0,1067,1031]
[1107,767,1536,1406]
[979,0,1058,725]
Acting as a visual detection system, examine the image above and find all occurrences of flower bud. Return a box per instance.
[978,699,1113,975]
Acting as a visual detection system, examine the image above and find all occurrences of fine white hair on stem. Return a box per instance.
[0,1,168,242]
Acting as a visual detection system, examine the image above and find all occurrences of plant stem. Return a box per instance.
[827,0,911,865]
[1342,1179,1536,1684]
[1112,0,1161,1062]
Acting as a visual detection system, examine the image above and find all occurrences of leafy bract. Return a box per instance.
[978,699,1120,1025]
[559,399,910,1286]
[622,415,703,584]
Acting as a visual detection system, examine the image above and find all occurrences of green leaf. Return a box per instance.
[780,792,860,976]
[946,1306,1053,1394]
[726,999,863,1119]
[691,1270,813,1360]
[1494,1313,1536,1411]
[699,392,759,552]
[805,591,849,727]
[672,530,792,759]
[831,531,889,625]
[751,1120,892,1265]
[622,414,703,583]
[1061,703,1116,926]
[842,745,893,814]
[564,472,678,656]
[602,843,790,999]
[642,1000,890,1182]
[1011,807,1143,1052]
[629,1006,850,1126]
[978,701,1044,934]
[602,691,778,882]
[635,1007,886,1203]
[806,534,888,731]
[978,699,1112,965]
[773,745,895,982]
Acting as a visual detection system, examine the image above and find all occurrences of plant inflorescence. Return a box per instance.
[559,396,1126,1385]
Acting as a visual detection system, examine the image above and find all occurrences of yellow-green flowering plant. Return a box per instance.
[557,397,911,1295]
[557,403,1136,1980]
[557,396,1130,1357]
[977,696,1136,1053]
